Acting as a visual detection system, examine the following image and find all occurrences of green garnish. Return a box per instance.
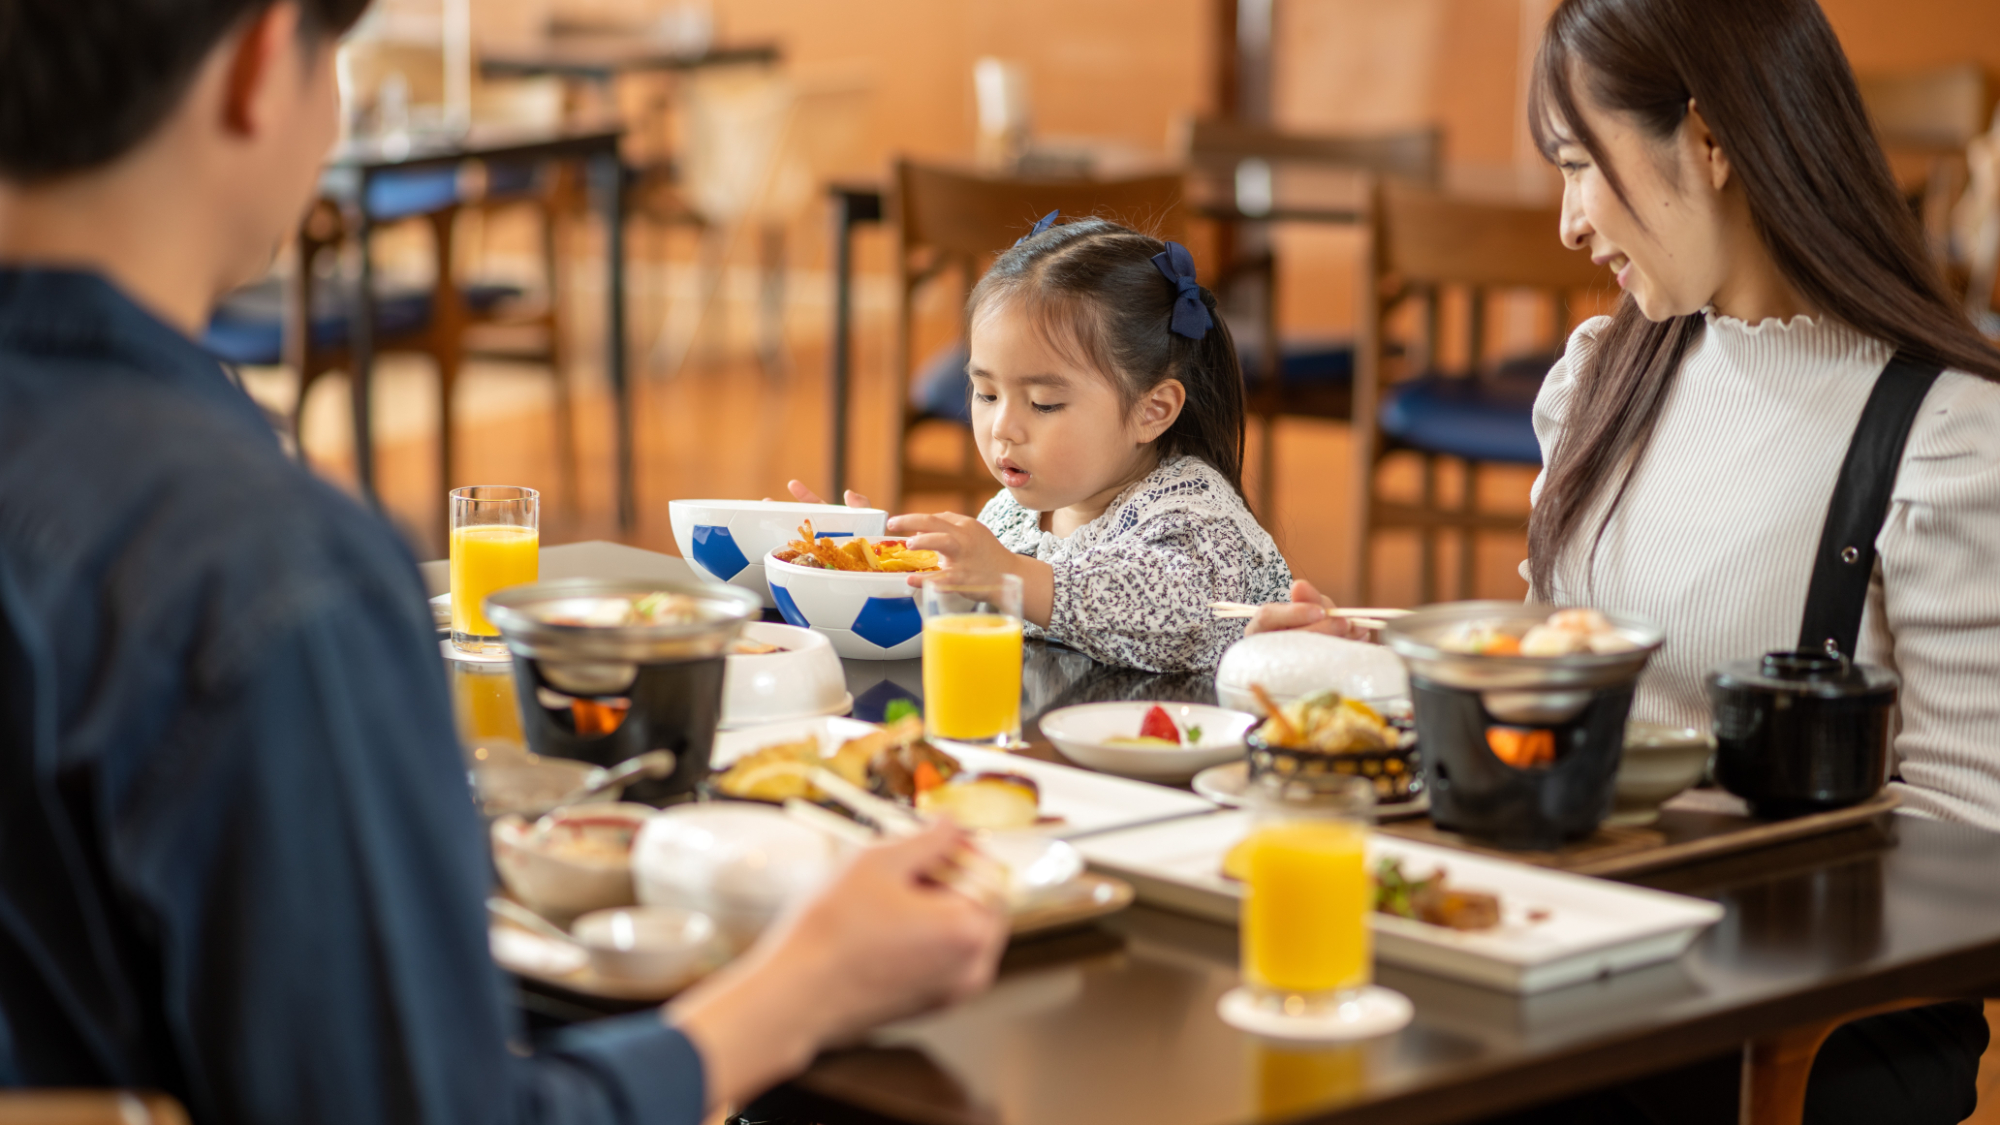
[884,699,922,724]
[1186,724,1204,743]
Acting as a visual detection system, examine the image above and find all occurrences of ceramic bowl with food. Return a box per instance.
[631,802,842,950]
[1216,631,1410,715]
[572,905,717,985]
[669,499,887,608]
[720,622,850,728]
[1038,701,1258,783]
[491,803,655,924]
[1244,692,1424,803]
[764,546,936,660]
[1610,722,1717,825]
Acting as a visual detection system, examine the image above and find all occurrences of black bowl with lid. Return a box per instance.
[1707,650,1899,818]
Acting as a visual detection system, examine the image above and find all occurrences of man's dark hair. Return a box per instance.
[0,0,370,182]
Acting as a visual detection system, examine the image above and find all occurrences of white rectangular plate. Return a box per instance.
[709,717,1218,840]
[1074,811,1724,994]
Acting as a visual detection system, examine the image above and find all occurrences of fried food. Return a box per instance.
[1252,690,1393,753]
[770,520,941,573]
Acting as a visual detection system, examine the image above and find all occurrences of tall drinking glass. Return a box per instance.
[449,486,539,656]
[918,574,1024,745]
[1239,773,1376,1017]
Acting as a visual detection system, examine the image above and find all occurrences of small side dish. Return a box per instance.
[770,521,942,573]
[1103,704,1202,748]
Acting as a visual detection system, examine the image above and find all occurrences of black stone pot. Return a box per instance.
[1708,651,1898,819]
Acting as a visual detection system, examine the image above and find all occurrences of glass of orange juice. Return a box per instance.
[918,574,1023,745]
[1239,773,1376,1017]
[449,486,539,656]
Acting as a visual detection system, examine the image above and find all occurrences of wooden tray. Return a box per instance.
[496,873,1135,1004]
[1375,790,1899,878]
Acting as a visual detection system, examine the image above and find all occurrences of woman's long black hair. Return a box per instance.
[967,217,1250,497]
[1525,0,2000,598]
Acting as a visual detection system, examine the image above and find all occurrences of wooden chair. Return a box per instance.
[1740,997,1951,1125]
[1348,179,1611,605]
[0,1091,187,1125]
[1175,118,1443,518]
[890,162,1186,513]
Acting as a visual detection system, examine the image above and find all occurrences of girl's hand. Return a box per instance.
[887,512,1054,628]
[887,512,1016,580]
[783,480,871,508]
[1245,580,1376,642]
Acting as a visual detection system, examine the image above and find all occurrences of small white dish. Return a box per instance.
[670,499,887,608]
[491,803,654,924]
[763,547,927,660]
[476,754,616,819]
[1039,702,1258,783]
[1216,632,1408,714]
[431,592,452,629]
[1190,760,1431,820]
[572,905,717,985]
[1217,985,1414,1041]
[976,833,1086,906]
[720,622,852,728]
[1610,722,1716,826]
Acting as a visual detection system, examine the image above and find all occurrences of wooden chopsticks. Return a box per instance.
[1208,601,1410,630]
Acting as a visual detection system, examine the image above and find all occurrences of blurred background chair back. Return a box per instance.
[890,162,1186,512]
[1175,118,1444,518]
[1348,179,1609,605]
[1856,63,1993,270]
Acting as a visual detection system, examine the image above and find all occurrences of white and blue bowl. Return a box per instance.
[667,500,887,609]
[763,545,926,661]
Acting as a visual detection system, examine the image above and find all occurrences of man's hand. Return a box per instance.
[1244,579,1376,641]
[667,822,1007,1113]
[783,480,871,508]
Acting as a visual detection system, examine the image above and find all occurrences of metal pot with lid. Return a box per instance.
[485,578,760,803]
[1707,650,1898,818]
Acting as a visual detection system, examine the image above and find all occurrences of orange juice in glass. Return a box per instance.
[919,575,1023,744]
[449,486,538,655]
[1240,774,1375,1012]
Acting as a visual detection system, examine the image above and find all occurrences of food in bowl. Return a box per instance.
[668,499,888,607]
[491,803,654,923]
[543,591,706,628]
[773,521,941,573]
[1439,608,1639,657]
[711,717,1048,830]
[764,547,926,660]
[1246,686,1422,801]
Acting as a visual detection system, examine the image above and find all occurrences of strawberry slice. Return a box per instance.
[1138,705,1181,744]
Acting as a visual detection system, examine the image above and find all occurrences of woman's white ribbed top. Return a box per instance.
[1531,310,2000,832]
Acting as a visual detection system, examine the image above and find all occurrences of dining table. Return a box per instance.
[435,541,2000,1125]
[320,123,634,530]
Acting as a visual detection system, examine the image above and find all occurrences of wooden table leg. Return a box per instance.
[1740,997,1943,1125]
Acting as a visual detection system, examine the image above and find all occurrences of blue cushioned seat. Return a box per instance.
[203,277,523,366]
[1376,354,1556,466]
[363,168,464,222]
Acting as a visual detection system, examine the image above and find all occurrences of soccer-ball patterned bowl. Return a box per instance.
[763,546,928,660]
[668,500,886,608]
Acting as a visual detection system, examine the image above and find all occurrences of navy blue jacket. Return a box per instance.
[0,269,703,1124]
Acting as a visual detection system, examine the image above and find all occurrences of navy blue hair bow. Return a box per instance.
[1013,210,1060,247]
[1151,241,1213,339]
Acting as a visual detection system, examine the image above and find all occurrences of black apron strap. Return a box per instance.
[1798,350,1945,660]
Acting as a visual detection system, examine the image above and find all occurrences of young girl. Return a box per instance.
[795,217,1298,673]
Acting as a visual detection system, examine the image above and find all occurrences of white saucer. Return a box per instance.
[1217,984,1413,1041]
[441,638,513,664]
[716,692,855,731]
[1191,760,1431,820]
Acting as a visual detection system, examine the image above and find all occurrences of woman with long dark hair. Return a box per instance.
[1253,0,1999,1118]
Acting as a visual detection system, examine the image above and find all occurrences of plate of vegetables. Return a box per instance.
[1037,702,1259,784]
